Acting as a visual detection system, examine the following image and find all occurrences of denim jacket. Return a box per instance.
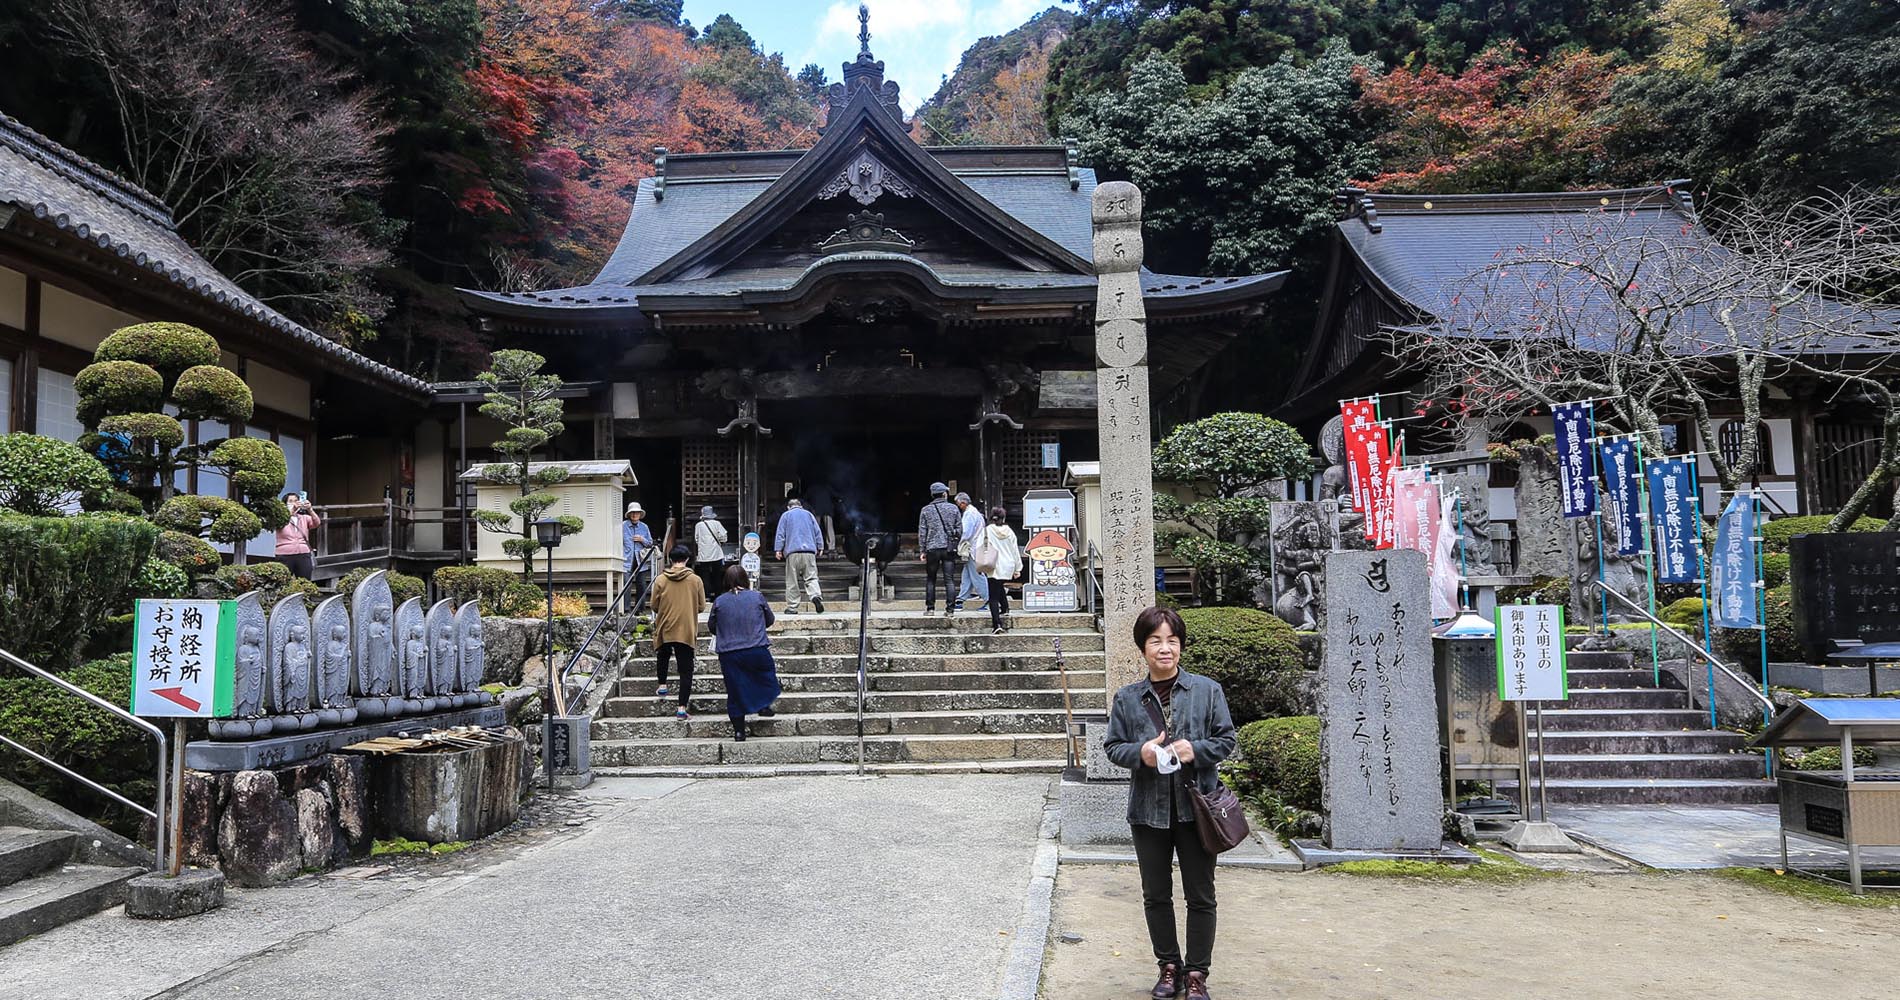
[1102,670,1237,829]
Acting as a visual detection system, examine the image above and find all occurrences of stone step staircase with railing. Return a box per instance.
[590,612,1104,775]
[1501,649,1775,806]
[0,822,144,947]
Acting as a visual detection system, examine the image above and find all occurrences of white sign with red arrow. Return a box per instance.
[130,599,236,718]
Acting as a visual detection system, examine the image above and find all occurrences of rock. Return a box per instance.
[497,686,542,727]
[1058,932,1084,945]
[296,786,335,869]
[480,617,540,685]
[124,868,226,919]
[177,770,228,868]
[216,770,300,886]
[521,652,601,691]
[327,754,369,855]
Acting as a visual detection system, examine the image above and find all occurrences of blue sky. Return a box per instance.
[680,1,1070,110]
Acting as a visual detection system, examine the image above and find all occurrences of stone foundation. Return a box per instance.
[179,754,370,886]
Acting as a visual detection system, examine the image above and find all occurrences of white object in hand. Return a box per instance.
[1154,743,1180,775]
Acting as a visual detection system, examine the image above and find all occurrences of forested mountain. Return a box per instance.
[911,7,1075,145]
[0,1,821,375]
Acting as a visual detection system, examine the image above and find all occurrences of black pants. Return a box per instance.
[987,577,1010,628]
[279,552,314,580]
[694,561,724,599]
[1131,820,1217,976]
[924,548,959,610]
[656,642,693,706]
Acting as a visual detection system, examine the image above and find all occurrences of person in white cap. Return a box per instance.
[622,501,654,616]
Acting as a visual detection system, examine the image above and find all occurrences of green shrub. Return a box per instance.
[1177,606,1307,724]
[0,434,113,515]
[94,322,219,387]
[339,567,427,606]
[1233,716,1322,812]
[73,360,164,425]
[434,565,522,614]
[0,652,153,829]
[1716,585,1800,663]
[134,558,190,599]
[211,561,319,606]
[0,515,155,668]
[170,365,253,423]
[1660,597,1706,629]
[92,413,184,450]
[500,581,548,617]
[205,436,287,515]
[1785,745,1876,771]
[1761,551,1790,589]
[1499,575,1569,606]
[156,529,221,574]
[153,494,264,544]
[1761,515,1886,554]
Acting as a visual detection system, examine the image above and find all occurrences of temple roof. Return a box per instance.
[0,111,429,396]
[460,44,1284,331]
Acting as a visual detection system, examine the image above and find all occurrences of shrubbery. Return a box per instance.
[1660,597,1706,630]
[1716,585,1800,662]
[340,567,427,606]
[0,513,155,668]
[1232,716,1322,811]
[1761,514,1885,553]
[211,561,319,606]
[1178,606,1307,724]
[0,434,113,515]
[435,565,519,613]
[0,653,152,831]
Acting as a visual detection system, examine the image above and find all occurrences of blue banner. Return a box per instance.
[1712,494,1758,628]
[1552,402,1598,518]
[1646,458,1701,584]
[1600,439,1643,555]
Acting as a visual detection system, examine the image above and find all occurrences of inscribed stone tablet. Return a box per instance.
[1319,550,1444,851]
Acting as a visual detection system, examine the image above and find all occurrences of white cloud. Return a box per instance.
[801,0,1067,111]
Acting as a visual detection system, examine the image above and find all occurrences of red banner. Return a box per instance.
[1339,400,1378,514]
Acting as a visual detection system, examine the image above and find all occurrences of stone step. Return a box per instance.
[618,669,1106,698]
[1561,649,1639,669]
[627,651,1104,676]
[717,612,1091,634]
[1566,668,1664,690]
[592,707,1071,740]
[633,630,1103,657]
[596,759,1066,779]
[1498,777,1777,806]
[604,687,1103,718]
[1561,688,1693,711]
[0,863,142,948]
[0,827,76,890]
[590,732,1072,768]
[1533,730,1753,755]
[1526,753,1770,780]
[1537,708,1711,732]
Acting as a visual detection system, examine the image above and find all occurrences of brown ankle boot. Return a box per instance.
[1185,970,1211,999]
[1150,962,1180,999]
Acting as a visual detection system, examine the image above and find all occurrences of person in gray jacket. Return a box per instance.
[916,481,964,618]
[1103,605,1236,1000]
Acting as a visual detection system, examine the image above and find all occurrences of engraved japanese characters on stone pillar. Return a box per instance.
[1092,180,1157,691]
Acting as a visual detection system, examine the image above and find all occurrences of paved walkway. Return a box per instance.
[1554,803,1900,870]
[0,774,1054,1000]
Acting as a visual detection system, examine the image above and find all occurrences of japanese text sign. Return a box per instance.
[1495,604,1569,701]
[1339,400,1378,514]
[1712,494,1759,629]
[1600,439,1644,555]
[1646,458,1701,584]
[1552,402,1598,518]
[130,599,236,717]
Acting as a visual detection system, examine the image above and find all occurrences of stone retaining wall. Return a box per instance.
[178,754,369,886]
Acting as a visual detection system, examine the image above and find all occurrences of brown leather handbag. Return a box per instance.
[1144,695,1252,854]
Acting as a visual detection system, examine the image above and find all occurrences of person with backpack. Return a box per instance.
[916,482,964,618]
[970,506,1022,634]
[649,544,704,719]
[692,505,729,598]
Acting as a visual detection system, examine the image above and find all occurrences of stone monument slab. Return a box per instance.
[267,594,318,731]
[1319,549,1444,851]
[1439,473,1494,575]
[456,602,492,707]
[426,599,461,705]
[1790,532,1900,661]
[1268,501,1328,632]
[210,593,270,740]
[1092,180,1157,691]
[395,597,430,712]
[1514,450,1572,578]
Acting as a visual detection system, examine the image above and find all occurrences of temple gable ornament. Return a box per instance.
[818,151,914,207]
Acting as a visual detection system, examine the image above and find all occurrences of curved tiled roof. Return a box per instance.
[0,112,429,396]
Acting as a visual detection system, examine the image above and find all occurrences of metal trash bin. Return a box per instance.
[1753,698,1900,893]
[1433,608,1526,818]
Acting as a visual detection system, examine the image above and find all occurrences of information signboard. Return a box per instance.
[130,599,237,717]
[1495,604,1569,702]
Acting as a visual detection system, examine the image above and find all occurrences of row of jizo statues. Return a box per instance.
[209,570,494,741]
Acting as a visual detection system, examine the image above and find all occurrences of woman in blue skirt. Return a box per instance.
[708,563,782,741]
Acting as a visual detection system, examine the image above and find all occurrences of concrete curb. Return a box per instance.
[997,780,1062,1000]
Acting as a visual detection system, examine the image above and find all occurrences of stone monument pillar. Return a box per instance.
[1091,181,1157,691]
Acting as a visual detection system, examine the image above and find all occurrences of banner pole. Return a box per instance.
[1634,439,1662,686]
[1689,463,1716,729]
[1755,488,1773,778]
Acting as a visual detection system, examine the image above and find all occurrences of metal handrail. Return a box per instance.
[853,539,877,775]
[556,547,655,716]
[1592,581,1777,715]
[0,733,153,819]
[0,647,169,865]
[1086,542,1104,629]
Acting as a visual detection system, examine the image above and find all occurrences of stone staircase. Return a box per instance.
[0,824,144,947]
[591,612,1104,774]
[1502,649,1775,805]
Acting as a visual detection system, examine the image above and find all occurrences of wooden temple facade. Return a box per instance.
[459,32,1284,542]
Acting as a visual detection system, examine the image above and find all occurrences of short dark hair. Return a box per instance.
[988,505,1006,524]
[669,544,691,565]
[1133,605,1185,649]
[721,563,750,592]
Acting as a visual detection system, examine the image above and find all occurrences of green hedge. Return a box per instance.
[1761,515,1886,554]
[211,561,319,606]
[0,653,153,831]
[1232,716,1321,812]
[1178,606,1307,725]
[0,514,155,668]
[1762,551,1790,589]
[1660,597,1706,630]
[0,434,114,515]
[434,565,522,615]
[339,567,427,606]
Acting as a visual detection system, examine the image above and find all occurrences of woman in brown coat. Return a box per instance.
[649,544,705,720]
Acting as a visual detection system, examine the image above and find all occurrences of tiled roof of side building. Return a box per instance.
[0,112,429,396]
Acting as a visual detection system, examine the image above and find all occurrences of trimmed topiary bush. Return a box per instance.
[1233,716,1321,812]
[94,322,219,387]
[93,413,185,451]
[156,529,221,574]
[0,513,156,668]
[170,364,253,423]
[1761,514,1885,554]
[0,434,113,515]
[211,561,319,606]
[134,557,190,599]
[153,494,264,545]
[1761,551,1790,589]
[1178,606,1308,724]
[73,360,164,425]
[339,567,426,606]
[435,565,521,614]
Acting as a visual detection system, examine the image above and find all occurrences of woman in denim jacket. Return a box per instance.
[1103,605,1237,1000]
